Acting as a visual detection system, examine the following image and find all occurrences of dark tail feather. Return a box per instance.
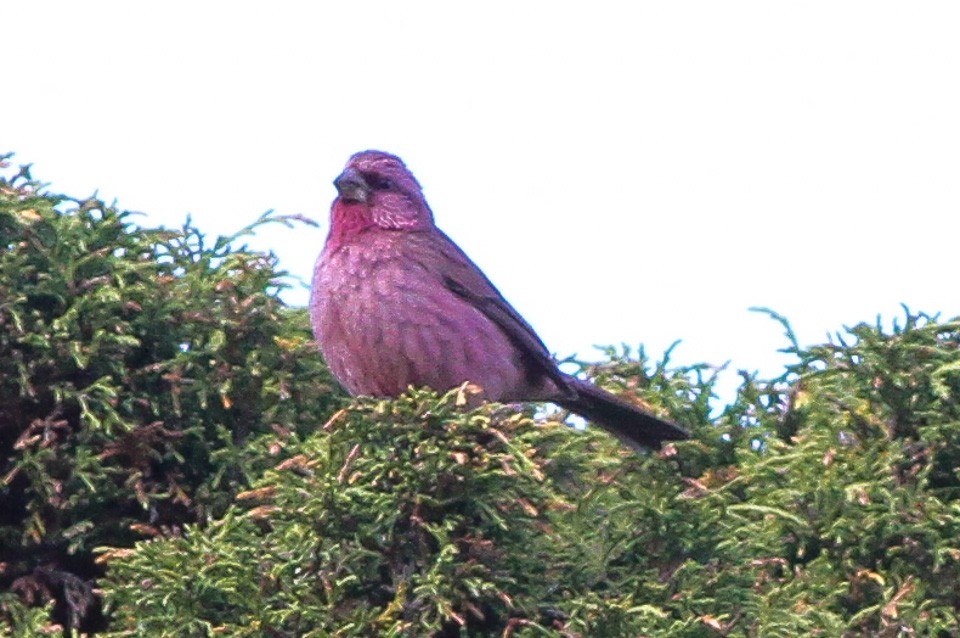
[557,378,690,451]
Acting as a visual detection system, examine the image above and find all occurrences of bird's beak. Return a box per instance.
[334,167,370,203]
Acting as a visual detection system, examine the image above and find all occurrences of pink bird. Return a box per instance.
[310,150,688,450]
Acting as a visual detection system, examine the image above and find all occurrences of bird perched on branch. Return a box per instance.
[310,150,688,450]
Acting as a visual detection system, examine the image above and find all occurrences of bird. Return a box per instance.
[309,150,689,450]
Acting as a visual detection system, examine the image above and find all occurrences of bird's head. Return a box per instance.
[328,151,434,246]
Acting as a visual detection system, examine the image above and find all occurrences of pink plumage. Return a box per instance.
[310,150,688,450]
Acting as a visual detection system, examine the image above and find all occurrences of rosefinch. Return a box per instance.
[310,150,688,450]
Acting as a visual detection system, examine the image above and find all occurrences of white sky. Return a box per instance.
[4,2,959,404]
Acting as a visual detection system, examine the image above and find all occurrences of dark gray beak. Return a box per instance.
[334,166,370,203]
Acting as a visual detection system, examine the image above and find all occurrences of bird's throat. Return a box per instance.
[327,201,376,250]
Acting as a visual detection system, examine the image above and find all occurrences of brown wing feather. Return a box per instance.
[410,230,575,398]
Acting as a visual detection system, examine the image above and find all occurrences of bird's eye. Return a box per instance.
[367,174,393,190]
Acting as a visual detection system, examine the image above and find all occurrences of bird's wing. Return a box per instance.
[414,230,576,398]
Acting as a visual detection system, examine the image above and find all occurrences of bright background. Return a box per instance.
[4,2,959,404]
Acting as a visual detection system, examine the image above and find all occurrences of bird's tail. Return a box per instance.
[556,378,689,451]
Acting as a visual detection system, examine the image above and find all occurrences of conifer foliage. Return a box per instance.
[2,157,960,636]
[0,157,340,633]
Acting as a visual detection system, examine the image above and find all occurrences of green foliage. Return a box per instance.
[3,156,960,636]
[100,388,571,636]
[98,314,960,636]
[0,156,342,633]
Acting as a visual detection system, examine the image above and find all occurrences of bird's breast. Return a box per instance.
[310,235,527,400]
